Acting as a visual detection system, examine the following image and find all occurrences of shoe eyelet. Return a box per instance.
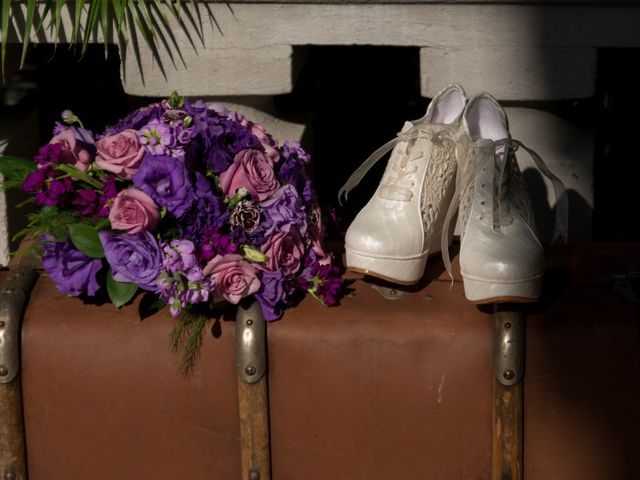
[480,201,486,206]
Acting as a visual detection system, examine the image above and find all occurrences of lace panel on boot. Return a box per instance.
[420,133,456,239]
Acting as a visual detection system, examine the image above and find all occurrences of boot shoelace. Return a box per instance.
[338,123,442,203]
[440,137,568,279]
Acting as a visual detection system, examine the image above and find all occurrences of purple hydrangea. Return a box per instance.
[178,172,227,240]
[41,236,103,297]
[103,104,163,136]
[133,154,194,217]
[195,116,261,173]
[99,231,163,290]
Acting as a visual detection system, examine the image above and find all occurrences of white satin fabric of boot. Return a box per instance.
[441,93,568,303]
[339,84,467,284]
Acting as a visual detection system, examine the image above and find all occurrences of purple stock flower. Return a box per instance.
[41,236,103,297]
[35,178,73,207]
[133,154,194,217]
[255,270,296,321]
[23,166,52,194]
[71,189,99,216]
[260,184,307,236]
[139,119,174,155]
[162,239,199,275]
[100,231,163,290]
[298,251,343,306]
[96,175,118,217]
[33,143,63,168]
[198,227,239,262]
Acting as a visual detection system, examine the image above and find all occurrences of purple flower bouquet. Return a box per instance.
[10,92,342,369]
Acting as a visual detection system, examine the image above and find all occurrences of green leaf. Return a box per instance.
[0,155,36,182]
[56,163,103,189]
[68,223,105,258]
[138,292,165,320]
[107,269,138,308]
[1,0,10,78]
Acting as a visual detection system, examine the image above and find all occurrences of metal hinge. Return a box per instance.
[0,267,37,384]
[235,302,267,384]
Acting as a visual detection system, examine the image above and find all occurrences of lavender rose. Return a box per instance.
[259,228,305,276]
[41,236,102,297]
[220,149,279,201]
[203,254,260,304]
[108,188,159,234]
[95,129,145,179]
[133,154,194,217]
[99,231,163,290]
[50,129,92,172]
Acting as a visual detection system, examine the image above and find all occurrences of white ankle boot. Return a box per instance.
[340,84,467,284]
[443,93,568,303]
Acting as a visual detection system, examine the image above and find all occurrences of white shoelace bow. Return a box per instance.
[440,137,569,278]
[338,123,440,203]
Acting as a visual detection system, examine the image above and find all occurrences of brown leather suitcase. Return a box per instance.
[3,242,640,479]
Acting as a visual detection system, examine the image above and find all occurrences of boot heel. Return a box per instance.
[346,248,428,285]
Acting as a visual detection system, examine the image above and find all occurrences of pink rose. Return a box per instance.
[95,129,145,179]
[50,129,92,172]
[108,188,159,234]
[203,254,261,304]
[220,149,279,201]
[230,112,280,163]
[260,229,305,276]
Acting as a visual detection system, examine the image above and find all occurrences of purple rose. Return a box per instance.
[41,236,102,297]
[260,184,307,235]
[100,231,163,290]
[259,228,305,277]
[203,254,261,304]
[133,154,194,217]
[255,271,295,321]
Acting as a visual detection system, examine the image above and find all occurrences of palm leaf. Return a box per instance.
[20,0,37,66]
[71,0,86,45]
[1,0,10,77]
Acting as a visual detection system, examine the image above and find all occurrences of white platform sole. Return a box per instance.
[462,273,542,304]
[345,247,429,285]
